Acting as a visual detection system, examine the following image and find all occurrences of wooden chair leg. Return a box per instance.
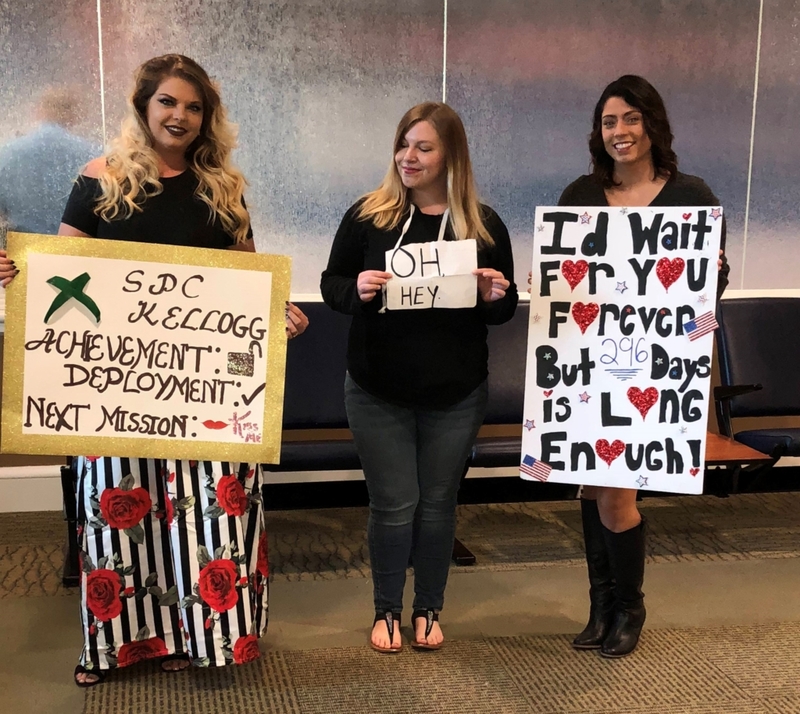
[61,460,80,587]
[452,537,476,566]
[452,458,476,565]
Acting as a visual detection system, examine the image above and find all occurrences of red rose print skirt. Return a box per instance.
[76,458,269,670]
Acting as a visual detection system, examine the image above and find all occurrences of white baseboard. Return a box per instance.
[0,464,521,513]
[0,466,63,512]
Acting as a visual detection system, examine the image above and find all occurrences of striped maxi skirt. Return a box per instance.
[76,457,269,670]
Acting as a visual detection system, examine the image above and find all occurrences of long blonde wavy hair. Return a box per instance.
[357,102,493,247]
[95,54,250,243]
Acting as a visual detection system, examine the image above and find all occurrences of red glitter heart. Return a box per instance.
[627,387,659,420]
[543,390,553,397]
[571,302,600,334]
[595,439,625,467]
[690,467,700,476]
[682,212,692,220]
[561,260,589,291]
[655,257,685,291]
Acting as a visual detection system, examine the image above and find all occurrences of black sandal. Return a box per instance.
[370,610,402,653]
[160,653,191,672]
[74,664,106,688]
[411,609,442,651]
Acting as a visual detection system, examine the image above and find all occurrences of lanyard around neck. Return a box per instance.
[390,204,451,252]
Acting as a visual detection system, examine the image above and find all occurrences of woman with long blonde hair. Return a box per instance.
[322,102,517,652]
[0,54,307,686]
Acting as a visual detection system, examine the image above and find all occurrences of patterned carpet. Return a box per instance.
[2,492,800,596]
[3,494,800,713]
[83,622,800,714]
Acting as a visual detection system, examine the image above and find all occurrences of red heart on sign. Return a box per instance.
[627,387,659,420]
[682,212,692,220]
[595,439,626,466]
[656,257,685,291]
[543,390,553,397]
[561,260,589,291]
[571,302,600,334]
[690,467,700,476]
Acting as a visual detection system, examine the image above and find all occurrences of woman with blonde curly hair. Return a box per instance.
[0,54,307,686]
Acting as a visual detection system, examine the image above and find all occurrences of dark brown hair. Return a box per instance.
[588,75,678,188]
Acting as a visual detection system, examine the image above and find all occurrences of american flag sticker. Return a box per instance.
[520,454,552,482]
[683,311,719,341]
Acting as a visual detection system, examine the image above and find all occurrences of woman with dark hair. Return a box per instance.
[1,54,307,685]
[321,102,517,652]
[560,75,728,658]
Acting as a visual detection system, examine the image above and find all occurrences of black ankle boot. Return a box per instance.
[600,517,646,658]
[572,499,615,650]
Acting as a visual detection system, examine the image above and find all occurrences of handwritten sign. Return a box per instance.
[521,206,723,495]
[385,239,477,310]
[1,233,291,462]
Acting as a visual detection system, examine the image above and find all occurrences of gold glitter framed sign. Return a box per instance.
[1,232,291,463]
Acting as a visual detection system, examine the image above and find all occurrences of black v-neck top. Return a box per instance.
[61,171,244,248]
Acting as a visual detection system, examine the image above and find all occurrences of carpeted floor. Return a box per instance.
[82,622,800,714]
[2,492,800,596]
[3,493,800,714]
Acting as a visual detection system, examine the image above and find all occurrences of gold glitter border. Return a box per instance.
[1,232,291,464]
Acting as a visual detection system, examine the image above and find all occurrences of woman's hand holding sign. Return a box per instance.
[0,250,18,288]
[474,268,509,302]
[357,270,392,303]
[285,302,308,339]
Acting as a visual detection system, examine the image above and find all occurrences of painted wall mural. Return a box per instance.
[0,0,794,292]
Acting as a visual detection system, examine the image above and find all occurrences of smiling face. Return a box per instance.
[394,120,447,197]
[146,76,204,158]
[601,96,653,168]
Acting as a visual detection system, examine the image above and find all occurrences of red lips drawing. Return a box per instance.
[202,420,228,430]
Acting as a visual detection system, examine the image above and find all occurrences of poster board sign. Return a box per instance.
[385,239,477,310]
[1,232,291,463]
[522,206,723,494]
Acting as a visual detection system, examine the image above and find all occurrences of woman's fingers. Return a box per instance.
[285,302,309,338]
[0,256,19,287]
[472,269,509,302]
[357,270,392,302]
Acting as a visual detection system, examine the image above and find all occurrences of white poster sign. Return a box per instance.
[521,206,723,495]
[1,233,291,463]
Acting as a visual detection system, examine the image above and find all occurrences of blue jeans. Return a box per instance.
[345,373,487,613]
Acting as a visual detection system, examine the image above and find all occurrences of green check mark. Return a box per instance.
[44,273,101,324]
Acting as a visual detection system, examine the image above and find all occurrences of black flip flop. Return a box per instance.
[370,611,402,653]
[411,609,442,651]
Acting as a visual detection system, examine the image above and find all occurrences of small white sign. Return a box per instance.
[385,239,477,310]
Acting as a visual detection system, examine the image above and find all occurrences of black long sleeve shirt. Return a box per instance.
[321,203,518,408]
